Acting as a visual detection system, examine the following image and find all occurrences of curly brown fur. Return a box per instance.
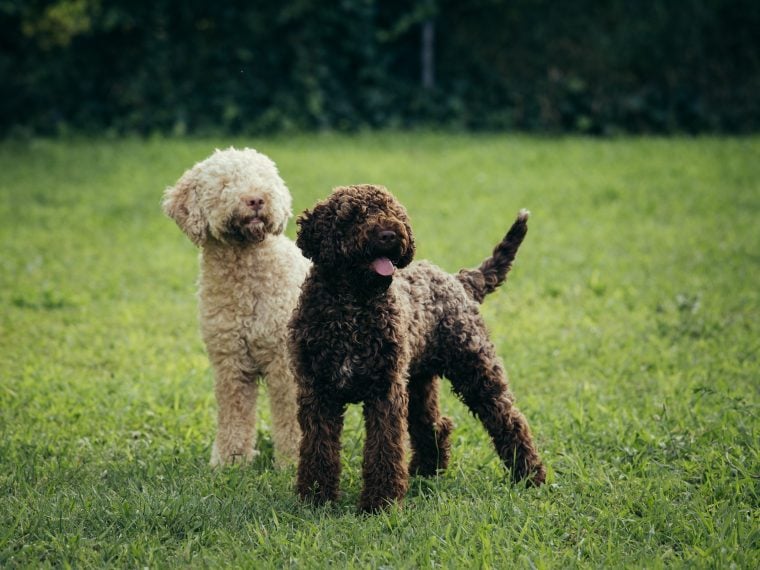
[289,184,545,513]
[456,209,529,303]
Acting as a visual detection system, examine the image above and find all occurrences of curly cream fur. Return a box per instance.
[163,147,310,467]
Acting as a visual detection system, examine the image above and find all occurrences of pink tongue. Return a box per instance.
[371,257,395,276]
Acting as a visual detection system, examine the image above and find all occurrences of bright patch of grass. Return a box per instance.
[1,134,758,567]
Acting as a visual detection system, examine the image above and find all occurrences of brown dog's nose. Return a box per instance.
[246,197,265,210]
[377,230,397,245]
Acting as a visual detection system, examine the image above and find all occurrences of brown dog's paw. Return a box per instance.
[297,480,340,506]
[358,494,401,514]
[516,462,546,487]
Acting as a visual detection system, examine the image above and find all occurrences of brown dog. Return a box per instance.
[289,184,545,512]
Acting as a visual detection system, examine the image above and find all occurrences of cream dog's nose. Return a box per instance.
[246,197,265,210]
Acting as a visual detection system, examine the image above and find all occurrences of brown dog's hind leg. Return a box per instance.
[408,375,454,477]
[446,343,545,486]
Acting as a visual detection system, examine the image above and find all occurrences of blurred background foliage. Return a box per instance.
[2,0,759,136]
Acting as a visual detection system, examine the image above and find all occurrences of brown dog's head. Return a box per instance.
[162,147,292,247]
[296,184,415,287]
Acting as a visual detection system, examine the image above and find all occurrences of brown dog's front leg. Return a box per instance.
[296,389,345,505]
[359,382,409,513]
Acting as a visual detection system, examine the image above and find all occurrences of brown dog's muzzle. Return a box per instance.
[372,228,400,251]
[366,217,407,254]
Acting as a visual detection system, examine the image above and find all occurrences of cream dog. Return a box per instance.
[163,147,309,466]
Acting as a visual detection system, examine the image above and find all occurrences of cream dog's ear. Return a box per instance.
[272,185,293,236]
[272,210,289,236]
[162,172,208,246]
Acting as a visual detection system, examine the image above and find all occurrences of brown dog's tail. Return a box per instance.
[456,209,529,303]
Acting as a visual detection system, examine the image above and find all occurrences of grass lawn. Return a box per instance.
[1,133,758,568]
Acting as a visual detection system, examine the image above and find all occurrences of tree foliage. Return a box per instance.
[2,0,759,135]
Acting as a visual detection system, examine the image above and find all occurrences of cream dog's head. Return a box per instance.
[163,147,292,246]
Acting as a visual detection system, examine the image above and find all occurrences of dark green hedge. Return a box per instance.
[2,0,759,135]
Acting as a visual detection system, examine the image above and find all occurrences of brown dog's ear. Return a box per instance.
[162,175,208,246]
[296,201,337,265]
[396,218,416,269]
[295,207,320,261]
